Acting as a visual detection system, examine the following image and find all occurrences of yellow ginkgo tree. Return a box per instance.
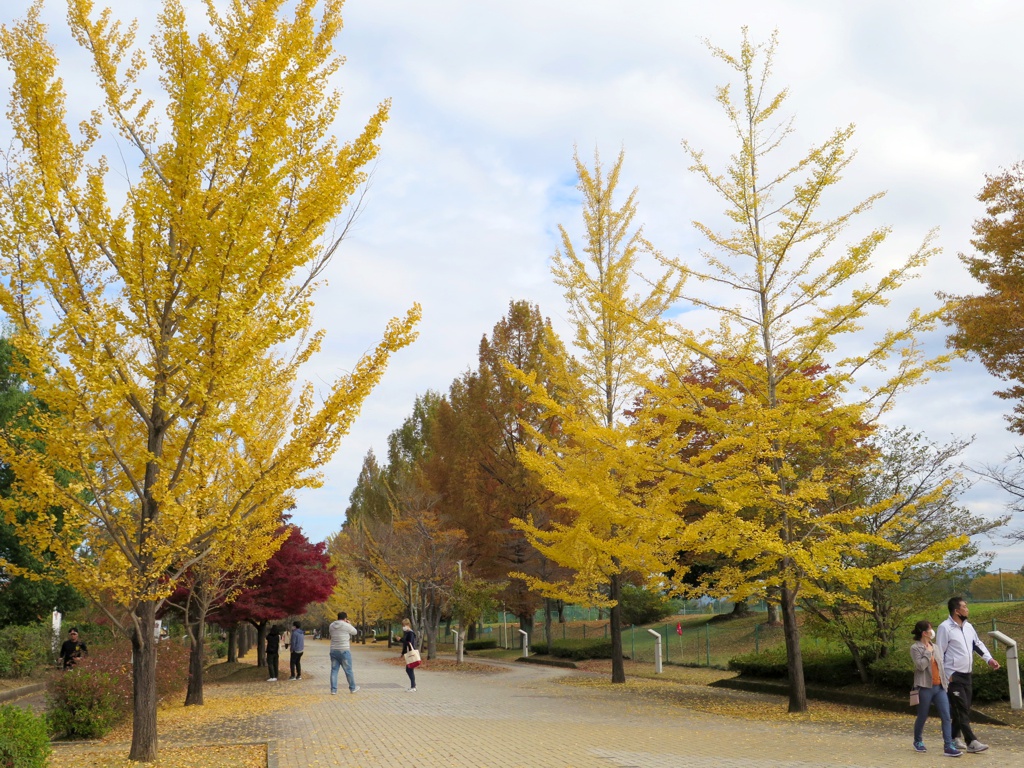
[643,30,957,712]
[510,149,684,684]
[0,1,418,760]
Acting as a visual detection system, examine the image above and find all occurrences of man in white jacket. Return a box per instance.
[935,596,1000,753]
[328,611,360,695]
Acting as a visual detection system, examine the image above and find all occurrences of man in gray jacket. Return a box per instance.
[935,596,1000,753]
[287,621,305,680]
[329,611,360,694]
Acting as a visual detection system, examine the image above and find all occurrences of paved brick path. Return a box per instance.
[14,638,1023,766]
[227,640,1024,767]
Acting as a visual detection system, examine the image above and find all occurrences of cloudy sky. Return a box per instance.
[4,1,1024,569]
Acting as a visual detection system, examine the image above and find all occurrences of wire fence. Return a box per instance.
[625,620,787,667]
[529,600,765,624]
[989,618,1024,652]
[426,601,1024,669]
[431,614,787,668]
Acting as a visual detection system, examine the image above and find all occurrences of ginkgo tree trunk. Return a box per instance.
[510,149,684,684]
[645,30,954,713]
[0,1,418,761]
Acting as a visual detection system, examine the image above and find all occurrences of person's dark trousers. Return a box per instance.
[267,652,279,680]
[290,651,303,678]
[948,671,977,744]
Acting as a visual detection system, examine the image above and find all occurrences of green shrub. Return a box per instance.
[0,624,52,679]
[804,653,861,687]
[869,648,1010,703]
[619,585,675,626]
[730,645,787,678]
[866,652,912,691]
[209,639,229,660]
[47,669,128,739]
[0,704,51,768]
[464,639,497,651]
[730,646,861,686]
[532,638,619,661]
[46,635,190,739]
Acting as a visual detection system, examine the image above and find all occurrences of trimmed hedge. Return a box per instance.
[463,639,497,651]
[530,638,619,661]
[869,648,1011,703]
[731,643,1015,703]
[0,704,50,768]
[729,646,862,687]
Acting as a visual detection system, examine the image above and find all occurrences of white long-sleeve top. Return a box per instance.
[329,619,359,651]
[935,615,993,675]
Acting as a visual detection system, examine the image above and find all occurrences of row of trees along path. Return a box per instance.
[342,30,980,718]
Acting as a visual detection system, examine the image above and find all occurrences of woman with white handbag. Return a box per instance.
[911,619,960,757]
[400,618,421,691]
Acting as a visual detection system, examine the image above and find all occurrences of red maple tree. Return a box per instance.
[210,525,336,666]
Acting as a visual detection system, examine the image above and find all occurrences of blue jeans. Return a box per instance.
[330,649,355,692]
[915,684,954,747]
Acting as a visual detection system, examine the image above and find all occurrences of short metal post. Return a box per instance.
[988,631,1022,709]
[648,629,662,674]
[518,629,529,658]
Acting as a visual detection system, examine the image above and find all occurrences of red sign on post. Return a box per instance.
[676,622,683,635]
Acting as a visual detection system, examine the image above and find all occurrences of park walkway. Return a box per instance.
[202,639,1024,767]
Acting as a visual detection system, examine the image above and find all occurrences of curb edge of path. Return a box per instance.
[0,682,45,703]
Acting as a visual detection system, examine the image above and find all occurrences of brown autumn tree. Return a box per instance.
[946,162,1024,434]
[429,301,573,644]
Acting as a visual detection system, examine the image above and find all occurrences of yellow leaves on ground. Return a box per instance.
[555,675,907,728]
[50,687,312,767]
[108,691,310,745]
[380,656,509,675]
[48,745,266,768]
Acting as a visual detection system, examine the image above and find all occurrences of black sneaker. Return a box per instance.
[914,742,926,753]
[943,746,962,758]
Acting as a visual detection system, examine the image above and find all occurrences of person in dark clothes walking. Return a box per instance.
[265,625,281,682]
[59,627,87,670]
[287,621,305,680]
[400,618,418,692]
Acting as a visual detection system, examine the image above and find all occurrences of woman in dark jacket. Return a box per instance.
[400,618,418,692]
